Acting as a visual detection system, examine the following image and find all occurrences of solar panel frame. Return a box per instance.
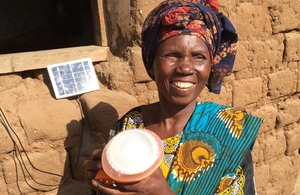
[47,58,100,99]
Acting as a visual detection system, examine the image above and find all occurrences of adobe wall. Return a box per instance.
[0,0,300,194]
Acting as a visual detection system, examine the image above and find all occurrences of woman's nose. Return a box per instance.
[176,57,194,74]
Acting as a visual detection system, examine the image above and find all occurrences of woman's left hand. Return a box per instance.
[91,167,175,195]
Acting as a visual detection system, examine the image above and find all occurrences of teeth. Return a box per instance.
[173,82,194,88]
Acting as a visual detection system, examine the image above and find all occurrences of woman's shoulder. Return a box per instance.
[195,101,263,135]
[109,105,144,140]
[196,101,255,118]
[195,101,235,115]
[197,101,234,110]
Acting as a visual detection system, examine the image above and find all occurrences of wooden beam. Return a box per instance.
[0,46,109,74]
[90,0,108,47]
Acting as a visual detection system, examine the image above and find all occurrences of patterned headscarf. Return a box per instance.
[142,0,238,94]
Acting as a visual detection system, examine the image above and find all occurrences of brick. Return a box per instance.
[298,68,300,93]
[130,47,152,83]
[284,123,300,154]
[18,98,82,143]
[106,0,134,51]
[263,129,286,161]
[269,2,300,34]
[136,0,161,20]
[251,135,264,165]
[51,180,91,195]
[253,164,270,193]
[146,81,157,90]
[277,99,300,127]
[269,155,300,195]
[198,85,233,107]
[3,150,64,192]
[284,32,300,62]
[0,83,24,114]
[6,182,36,195]
[96,59,133,83]
[109,81,135,95]
[0,163,8,195]
[146,90,159,104]
[251,36,284,70]
[134,83,148,95]
[233,77,262,107]
[43,188,59,195]
[264,188,282,195]
[288,61,298,72]
[268,69,294,98]
[291,172,300,195]
[234,37,284,74]
[250,105,277,134]
[230,3,272,41]
[67,131,107,183]
[0,73,22,92]
[135,0,163,41]
[23,77,51,99]
[0,124,14,154]
[68,146,87,180]
[94,59,134,93]
[233,41,250,72]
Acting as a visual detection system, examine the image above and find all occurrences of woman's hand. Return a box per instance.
[83,149,103,189]
[91,167,175,195]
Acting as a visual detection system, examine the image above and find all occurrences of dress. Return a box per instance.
[108,102,263,195]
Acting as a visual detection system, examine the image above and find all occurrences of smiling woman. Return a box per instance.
[84,1,264,195]
[152,35,211,107]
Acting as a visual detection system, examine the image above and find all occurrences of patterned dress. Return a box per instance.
[108,102,263,195]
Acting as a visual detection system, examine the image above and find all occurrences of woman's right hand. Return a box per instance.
[83,149,103,189]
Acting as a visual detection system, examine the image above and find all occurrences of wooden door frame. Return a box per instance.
[0,0,108,74]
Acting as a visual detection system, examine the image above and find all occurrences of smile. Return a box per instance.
[172,81,195,89]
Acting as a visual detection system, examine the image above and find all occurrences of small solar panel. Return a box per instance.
[47,58,100,99]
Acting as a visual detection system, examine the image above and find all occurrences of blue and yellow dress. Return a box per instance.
[108,102,263,195]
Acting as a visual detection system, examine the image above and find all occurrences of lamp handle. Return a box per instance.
[95,170,113,185]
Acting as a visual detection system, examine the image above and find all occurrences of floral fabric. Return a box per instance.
[109,102,263,194]
[141,0,238,94]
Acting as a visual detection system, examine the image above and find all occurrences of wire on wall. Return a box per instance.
[0,96,85,189]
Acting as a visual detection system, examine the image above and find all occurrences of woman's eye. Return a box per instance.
[165,53,178,59]
[194,55,205,61]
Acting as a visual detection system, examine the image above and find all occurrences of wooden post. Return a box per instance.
[90,0,108,47]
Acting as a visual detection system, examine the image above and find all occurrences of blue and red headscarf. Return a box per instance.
[142,0,238,94]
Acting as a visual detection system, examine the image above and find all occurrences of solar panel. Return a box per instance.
[47,58,100,99]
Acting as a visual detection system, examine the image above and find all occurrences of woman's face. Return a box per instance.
[152,35,211,106]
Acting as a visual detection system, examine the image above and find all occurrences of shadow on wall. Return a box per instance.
[56,100,119,195]
[83,101,120,145]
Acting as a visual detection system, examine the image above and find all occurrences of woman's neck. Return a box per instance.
[142,101,197,140]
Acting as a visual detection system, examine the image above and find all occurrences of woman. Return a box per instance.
[84,0,263,194]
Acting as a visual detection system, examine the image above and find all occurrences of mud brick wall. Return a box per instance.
[0,0,299,194]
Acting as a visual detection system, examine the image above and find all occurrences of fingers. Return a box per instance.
[92,179,131,195]
[84,159,102,170]
[87,169,98,179]
[84,149,104,189]
[91,149,103,160]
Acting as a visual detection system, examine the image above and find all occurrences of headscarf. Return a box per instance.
[141,0,238,94]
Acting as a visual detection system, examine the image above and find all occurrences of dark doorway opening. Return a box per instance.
[0,0,95,55]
